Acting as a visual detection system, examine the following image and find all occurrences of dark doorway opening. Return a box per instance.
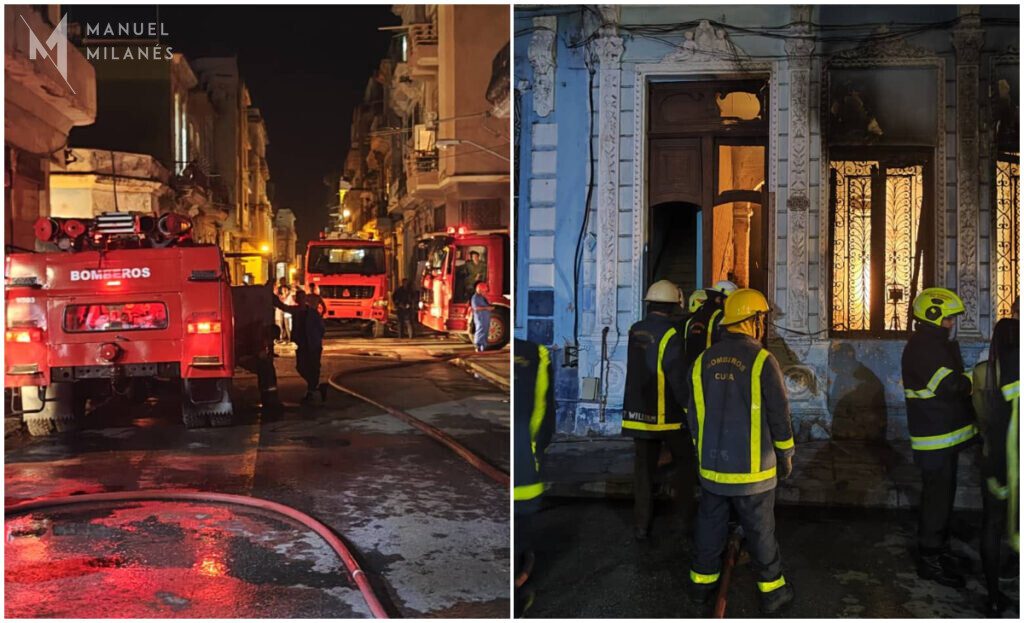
[649,201,701,294]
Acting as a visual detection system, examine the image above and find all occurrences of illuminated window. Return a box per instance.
[830,156,930,335]
[995,156,1019,319]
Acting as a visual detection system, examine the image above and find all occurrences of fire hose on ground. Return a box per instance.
[5,490,390,618]
[713,528,743,618]
[327,350,510,488]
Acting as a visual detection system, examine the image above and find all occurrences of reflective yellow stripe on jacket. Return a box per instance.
[516,345,551,503]
[904,366,953,399]
[623,328,682,432]
[706,308,723,349]
[910,422,978,451]
[1005,380,1020,552]
[692,350,777,484]
[514,482,544,501]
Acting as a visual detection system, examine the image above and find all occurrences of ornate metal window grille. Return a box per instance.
[830,159,927,335]
[995,156,1019,319]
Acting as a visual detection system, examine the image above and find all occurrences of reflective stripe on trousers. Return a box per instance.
[692,349,776,484]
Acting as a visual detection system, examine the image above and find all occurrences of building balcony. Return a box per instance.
[407,22,438,77]
[405,151,441,199]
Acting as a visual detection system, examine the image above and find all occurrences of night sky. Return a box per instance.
[65,5,401,247]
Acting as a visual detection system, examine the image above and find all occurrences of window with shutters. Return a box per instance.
[994,154,1019,319]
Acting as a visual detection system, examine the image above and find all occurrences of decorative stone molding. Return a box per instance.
[592,31,624,333]
[834,25,933,60]
[661,19,747,63]
[952,7,985,337]
[818,38,946,324]
[528,16,557,118]
[784,7,815,335]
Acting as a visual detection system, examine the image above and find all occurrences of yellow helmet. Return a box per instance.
[721,288,770,325]
[912,287,965,327]
[688,289,708,313]
[644,279,682,304]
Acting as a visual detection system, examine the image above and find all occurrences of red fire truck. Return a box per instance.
[5,212,268,435]
[418,227,510,348]
[305,234,389,338]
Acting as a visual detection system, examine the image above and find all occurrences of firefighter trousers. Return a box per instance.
[693,489,783,584]
[633,432,696,531]
[980,480,1008,596]
[296,345,323,394]
[918,451,959,553]
[398,310,415,339]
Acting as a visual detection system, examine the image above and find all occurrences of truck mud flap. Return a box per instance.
[182,378,233,429]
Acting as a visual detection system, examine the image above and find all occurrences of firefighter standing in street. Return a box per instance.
[513,338,555,616]
[270,283,328,404]
[972,301,1019,615]
[684,280,737,371]
[621,279,696,541]
[686,288,796,615]
[901,287,978,588]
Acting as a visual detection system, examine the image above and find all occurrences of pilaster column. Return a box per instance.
[952,6,985,337]
[784,5,815,334]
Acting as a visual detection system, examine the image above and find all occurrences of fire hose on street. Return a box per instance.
[327,350,510,487]
[5,490,391,618]
[713,528,743,618]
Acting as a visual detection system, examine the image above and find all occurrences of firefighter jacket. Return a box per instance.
[979,318,1019,551]
[621,313,689,439]
[901,323,978,468]
[684,298,725,372]
[686,333,794,497]
[514,339,555,512]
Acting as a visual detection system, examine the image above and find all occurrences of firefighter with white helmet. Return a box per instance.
[621,279,696,540]
[901,287,979,588]
[683,279,738,371]
[686,288,796,614]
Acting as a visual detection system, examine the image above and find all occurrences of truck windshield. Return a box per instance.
[307,246,385,276]
[64,302,169,333]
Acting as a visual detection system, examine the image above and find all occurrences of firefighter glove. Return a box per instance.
[777,453,793,480]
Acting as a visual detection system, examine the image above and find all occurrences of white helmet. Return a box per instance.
[709,280,738,296]
[644,279,683,304]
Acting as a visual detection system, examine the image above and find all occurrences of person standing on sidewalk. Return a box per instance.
[901,287,978,588]
[621,280,694,541]
[686,288,795,615]
[513,338,555,616]
[471,281,493,352]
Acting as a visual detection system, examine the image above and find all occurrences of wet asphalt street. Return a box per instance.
[5,328,510,618]
[521,496,1020,618]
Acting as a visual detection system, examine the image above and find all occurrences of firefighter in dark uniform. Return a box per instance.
[622,280,695,541]
[974,303,1019,616]
[683,280,737,371]
[686,288,796,615]
[513,338,555,616]
[901,287,978,588]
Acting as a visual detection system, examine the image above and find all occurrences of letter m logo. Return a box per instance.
[21,13,73,92]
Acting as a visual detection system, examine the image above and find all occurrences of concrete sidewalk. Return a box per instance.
[451,350,510,391]
[541,436,983,510]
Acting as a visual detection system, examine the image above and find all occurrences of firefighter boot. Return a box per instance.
[758,582,795,615]
[917,553,966,588]
[686,579,718,605]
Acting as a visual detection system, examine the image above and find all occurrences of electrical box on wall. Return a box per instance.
[580,377,601,401]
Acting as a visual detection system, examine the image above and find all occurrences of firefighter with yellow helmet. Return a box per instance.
[686,288,796,615]
[622,279,695,540]
[684,280,737,371]
[901,287,978,588]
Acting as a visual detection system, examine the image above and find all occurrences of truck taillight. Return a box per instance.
[5,327,43,343]
[187,321,222,334]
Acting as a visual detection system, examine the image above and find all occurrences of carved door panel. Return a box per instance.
[649,138,702,207]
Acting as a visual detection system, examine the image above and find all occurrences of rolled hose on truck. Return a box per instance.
[327,350,510,487]
[5,490,390,619]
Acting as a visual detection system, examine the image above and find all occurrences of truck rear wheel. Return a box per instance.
[487,308,510,349]
[181,379,233,429]
[22,383,86,436]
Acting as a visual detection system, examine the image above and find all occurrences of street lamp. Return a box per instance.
[435,138,510,162]
[260,243,271,254]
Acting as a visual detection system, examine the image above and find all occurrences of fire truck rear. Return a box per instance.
[305,235,389,337]
[5,212,243,435]
[418,227,510,348]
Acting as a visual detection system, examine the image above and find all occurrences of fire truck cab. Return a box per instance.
[418,227,510,348]
[5,212,252,435]
[305,234,389,337]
